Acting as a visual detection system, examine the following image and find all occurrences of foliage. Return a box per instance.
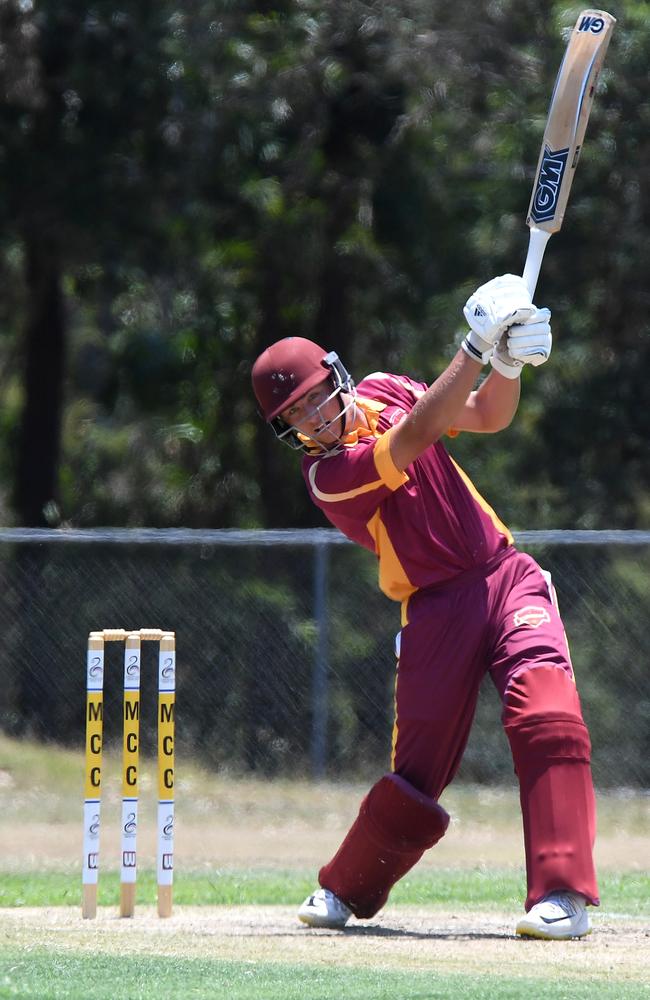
[0,1,645,529]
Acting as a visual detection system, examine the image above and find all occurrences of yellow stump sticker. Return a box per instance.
[158,695,175,798]
[85,693,103,798]
[122,692,140,796]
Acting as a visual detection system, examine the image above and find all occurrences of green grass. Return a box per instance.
[1,867,648,914]
[0,950,649,1000]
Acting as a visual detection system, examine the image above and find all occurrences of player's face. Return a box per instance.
[281,380,347,448]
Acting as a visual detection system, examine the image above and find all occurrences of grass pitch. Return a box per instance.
[2,948,649,1000]
[2,904,649,1000]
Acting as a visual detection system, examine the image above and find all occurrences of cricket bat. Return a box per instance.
[522,9,616,296]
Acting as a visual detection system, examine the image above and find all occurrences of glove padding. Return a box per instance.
[461,274,536,364]
[490,307,552,379]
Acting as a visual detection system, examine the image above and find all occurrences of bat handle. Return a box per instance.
[522,227,552,298]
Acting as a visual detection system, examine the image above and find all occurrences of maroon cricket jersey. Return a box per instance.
[301,372,513,620]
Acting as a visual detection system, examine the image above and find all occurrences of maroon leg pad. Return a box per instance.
[319,773,449,918]
[503,666,599,910]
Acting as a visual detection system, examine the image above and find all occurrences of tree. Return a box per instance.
[0,0,180,524]
[0,1,646,530]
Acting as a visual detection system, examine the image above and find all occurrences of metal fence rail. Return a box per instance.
[0,529,647,787]
[1,528,650,545]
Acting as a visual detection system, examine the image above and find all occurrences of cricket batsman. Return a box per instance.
[251,273,599,939]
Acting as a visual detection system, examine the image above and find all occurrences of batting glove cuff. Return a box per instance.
[461,329,493,365]
[490,350,523,379]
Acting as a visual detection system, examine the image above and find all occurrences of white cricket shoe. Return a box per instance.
[516,891,591,940]
[298,888,352,929]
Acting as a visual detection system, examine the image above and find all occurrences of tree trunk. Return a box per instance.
[13,236,66,526]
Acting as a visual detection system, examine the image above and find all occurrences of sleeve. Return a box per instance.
[359,371,460,438]
[359,372,428,408]
[303,433,408,521]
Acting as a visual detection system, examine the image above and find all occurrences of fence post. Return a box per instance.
[311,541,330,779]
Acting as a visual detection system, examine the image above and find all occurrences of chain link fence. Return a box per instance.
[0,529,648,788]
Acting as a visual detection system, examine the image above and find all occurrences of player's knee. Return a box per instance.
[503,665,591,764]
[364,773,450,852]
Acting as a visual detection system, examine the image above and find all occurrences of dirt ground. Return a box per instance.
[1,905,648,983]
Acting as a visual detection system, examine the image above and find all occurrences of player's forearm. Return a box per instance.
[468,369,521,432]
[389,350,481,471]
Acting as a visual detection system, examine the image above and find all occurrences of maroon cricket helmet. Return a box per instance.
[252,337,337,422]
[251,337,356,452]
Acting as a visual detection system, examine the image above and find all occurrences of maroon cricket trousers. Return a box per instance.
[321,548,599,916]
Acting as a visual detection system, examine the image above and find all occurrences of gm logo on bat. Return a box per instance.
[530,145,569,223]
[578,14,606,33]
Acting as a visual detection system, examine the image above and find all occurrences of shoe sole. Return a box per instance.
[516,924,591,941]
[298,914,348,929]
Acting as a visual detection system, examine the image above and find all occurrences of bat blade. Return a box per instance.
[523,9,616,295]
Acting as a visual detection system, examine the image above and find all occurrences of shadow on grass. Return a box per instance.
[300,924,514,941]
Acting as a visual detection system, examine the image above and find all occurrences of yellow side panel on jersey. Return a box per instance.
[449,457,514,545]
[372,430,409,492]
[366,510,418,605]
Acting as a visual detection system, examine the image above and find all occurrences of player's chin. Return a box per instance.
[314,419,343,445]
[314,436,340,452]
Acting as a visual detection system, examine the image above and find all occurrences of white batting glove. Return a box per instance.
[491,307,552,379]
[461,274,536,364]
